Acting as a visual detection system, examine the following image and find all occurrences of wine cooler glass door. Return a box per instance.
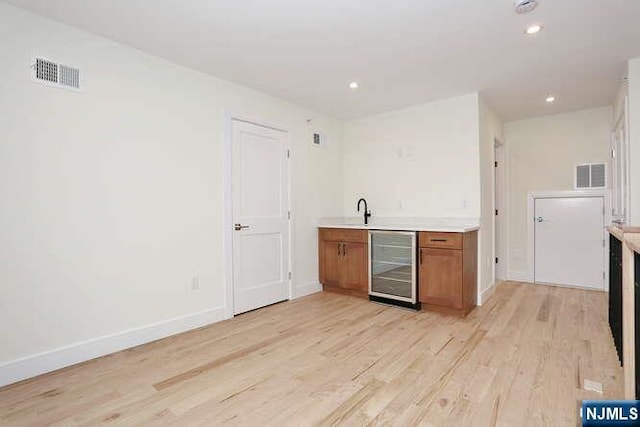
[369,231,416,303]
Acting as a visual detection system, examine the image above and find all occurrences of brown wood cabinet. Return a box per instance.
[318,228,368,297]
[418,230,477,316]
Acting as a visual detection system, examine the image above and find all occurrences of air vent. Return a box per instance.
[32,57,81,92]
[575,163,607,189]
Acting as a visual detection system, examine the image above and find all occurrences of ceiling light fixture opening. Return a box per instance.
[525,24,543,35]
[349,82,359,90]
[515,0,539,14]
[546,96,556,103]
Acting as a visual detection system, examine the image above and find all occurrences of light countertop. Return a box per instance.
[318,217,480,233]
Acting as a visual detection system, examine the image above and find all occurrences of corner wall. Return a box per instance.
[0,3,343,386]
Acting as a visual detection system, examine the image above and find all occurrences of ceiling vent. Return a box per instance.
[575,163,606,189]
[514,0,539,14]
[31,57,82,92]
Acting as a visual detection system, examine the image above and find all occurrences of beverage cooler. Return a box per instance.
[368,230,418,309]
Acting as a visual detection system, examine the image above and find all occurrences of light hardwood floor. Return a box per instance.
[0,282,623,426]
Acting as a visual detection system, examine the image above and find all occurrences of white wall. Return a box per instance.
[0,3,343,385]
[341,93,481,218]
[478,97,503,301]
[629,57,640,225]
[503,106,612,280]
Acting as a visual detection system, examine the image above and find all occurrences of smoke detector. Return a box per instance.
[514,0,538,14]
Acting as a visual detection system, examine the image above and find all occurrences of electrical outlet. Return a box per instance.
[191,276,200,291]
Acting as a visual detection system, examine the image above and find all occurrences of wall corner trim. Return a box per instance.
[0,306,226,388]
[479,281,497,305]
[508,271,533,283]
[292,281,322,299]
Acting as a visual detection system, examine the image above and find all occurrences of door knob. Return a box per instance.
[234,223,250,231]
[536,217,545,223]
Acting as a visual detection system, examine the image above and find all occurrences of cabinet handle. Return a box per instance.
[343,243,347,257]
[338,242,342,257]
[419,248,423,265]
[430,239,447,242]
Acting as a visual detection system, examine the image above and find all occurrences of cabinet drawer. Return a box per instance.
[419,232,462,249]
[319,228,368,243]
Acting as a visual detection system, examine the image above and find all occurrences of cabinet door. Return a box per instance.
[319,240,341,287]
[419,248,463,309]
[340,242,368,292]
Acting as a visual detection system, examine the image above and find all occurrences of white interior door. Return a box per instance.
[534,196,604,290]
[232,119,289,315]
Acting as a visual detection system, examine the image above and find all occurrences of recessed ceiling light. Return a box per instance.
[349,82,359,90]
[546,96,556,103]
[525,24,543,35]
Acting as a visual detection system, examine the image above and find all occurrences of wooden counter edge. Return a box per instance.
[608,226,640,399]
[626,236,640,256]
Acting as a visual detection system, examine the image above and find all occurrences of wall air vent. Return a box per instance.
[32,57,81,92]
[575,163,606,189]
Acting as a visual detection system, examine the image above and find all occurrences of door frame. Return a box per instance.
[494,139,507,282]
[526,189,610,290]
[223,112,292,319]
[611,95,630,222]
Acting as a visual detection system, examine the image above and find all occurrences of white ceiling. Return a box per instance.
[5,0,640,121]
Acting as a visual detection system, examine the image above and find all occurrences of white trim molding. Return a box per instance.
[494,141,508,282]
[0,306,226,387]
[292,281,322,299]
[479,281,497,305]
[508,270,533,283]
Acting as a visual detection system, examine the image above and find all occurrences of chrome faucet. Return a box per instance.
[357,198,372,225]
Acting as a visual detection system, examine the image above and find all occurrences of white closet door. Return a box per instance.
[534,196,604,290]
[232,120,289,314]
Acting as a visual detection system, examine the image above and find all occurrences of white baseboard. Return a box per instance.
[479,282,497,305]
[0,306,226,388]
[508,271,533,283]
[292,281,322,299]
